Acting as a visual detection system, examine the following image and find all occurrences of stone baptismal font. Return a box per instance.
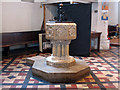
[26,3,90,83]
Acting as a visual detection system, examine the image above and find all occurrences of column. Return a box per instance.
[57,44,61,57]
[65,45,69,57]
[53,44,57,56]
[62,44,65,56]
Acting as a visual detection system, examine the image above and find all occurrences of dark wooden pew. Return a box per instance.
[0,30,45,55]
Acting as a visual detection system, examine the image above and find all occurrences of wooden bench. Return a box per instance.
[1,30,45,55]
[108,25,118,38]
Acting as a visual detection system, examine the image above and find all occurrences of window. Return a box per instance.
[21,0,34,3]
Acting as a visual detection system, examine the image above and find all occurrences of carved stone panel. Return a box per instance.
[46,23,77,40]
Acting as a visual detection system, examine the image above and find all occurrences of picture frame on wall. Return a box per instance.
[102,2,108,10]
[101,10,108,20]
[101,1,108,21]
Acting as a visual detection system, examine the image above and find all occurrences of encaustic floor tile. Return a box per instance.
[76,74,96,83]
[28,77,44,84]
[5,63,30,71]
[97,51,117,57]
[2,85,22,88]
[82,57,105,63]
[2,72,27,84]
[1,46,119,89]
[93,71,118,82]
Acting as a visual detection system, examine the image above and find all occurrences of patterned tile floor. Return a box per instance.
[1,46,119,89]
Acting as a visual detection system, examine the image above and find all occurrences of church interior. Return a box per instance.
[0,0,120,89]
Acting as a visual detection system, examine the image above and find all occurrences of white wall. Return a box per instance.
[91,2,98,31]
[2,2,43,33]
[0,2,2,33]
[98,2,110,50]
[91,2,110,50]
[118,2,120,24]
[0,2,2,51]
[109,2,118,25]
